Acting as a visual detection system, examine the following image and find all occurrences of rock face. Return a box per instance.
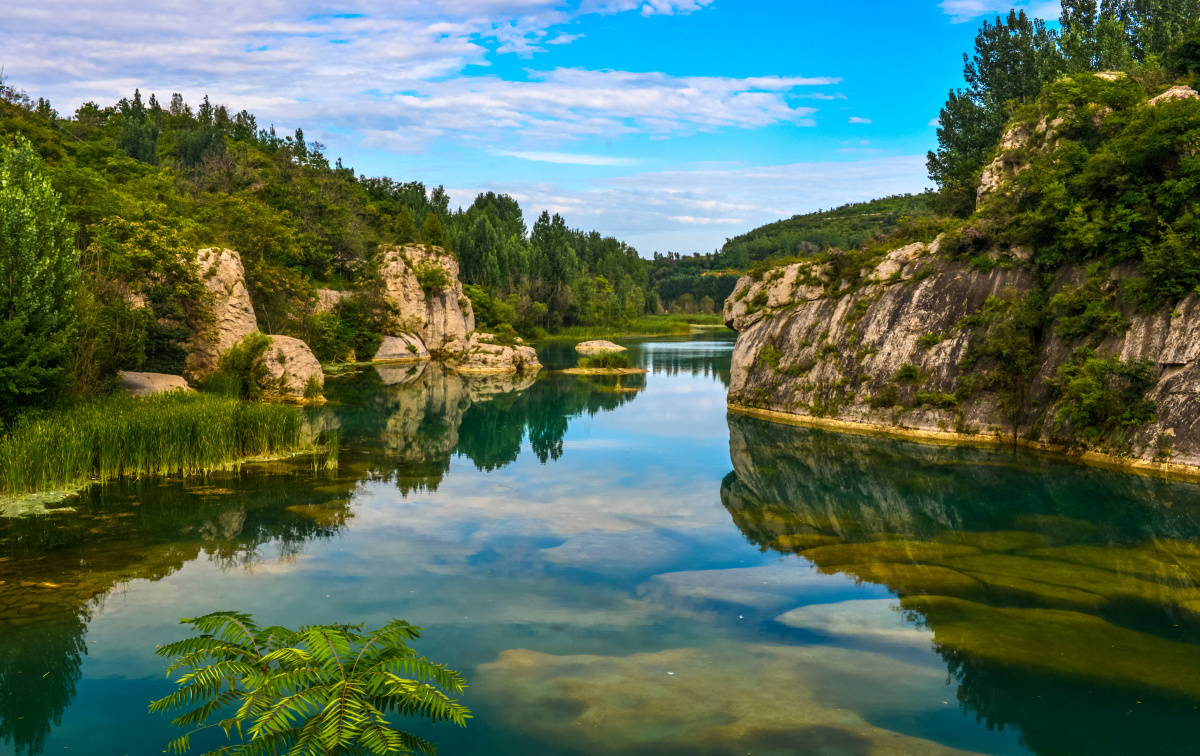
[378,245,475,356]
[724,240,1200,474]
[313,289,346,314]
[263,336,324,400]
[575,340,626,352]
[118,372,193,397]
[185,248,258,381]
[455,333,541,374]
[373,334,430,363]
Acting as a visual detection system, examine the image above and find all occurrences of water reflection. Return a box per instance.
[722,411,1200,755]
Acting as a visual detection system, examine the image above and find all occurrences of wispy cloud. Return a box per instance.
[495,150,639,165]
[939,0,1060,23]
[849,116,872,124]
[450,154,932,253]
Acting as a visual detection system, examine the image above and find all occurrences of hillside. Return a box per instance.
[722,72,1200,476]
[720,193,936,264]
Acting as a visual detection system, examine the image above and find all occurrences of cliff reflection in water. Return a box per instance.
[721,412,1200,756]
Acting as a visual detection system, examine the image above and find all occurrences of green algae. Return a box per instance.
[803,540,980,568]
[768,533,842,551]
[833,562,984,598]
[901,595,1200,700]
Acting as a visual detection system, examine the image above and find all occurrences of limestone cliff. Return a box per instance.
[378,245,475,356]
[724,243,1200,475]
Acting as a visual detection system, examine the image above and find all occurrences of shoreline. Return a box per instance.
[728,403,1200,483]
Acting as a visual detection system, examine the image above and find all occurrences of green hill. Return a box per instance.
[720,193,936,263]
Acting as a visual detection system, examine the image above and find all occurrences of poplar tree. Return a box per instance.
[0,136,78,414]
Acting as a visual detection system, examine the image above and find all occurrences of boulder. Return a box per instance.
[1148,85,1199,106]
[373,334,430,363]
[455,333,541,374]
[118,372,193,397]
[378,245,475,355]
[262,336,324,400]
[185,248,258,381]
[576,340,627,352]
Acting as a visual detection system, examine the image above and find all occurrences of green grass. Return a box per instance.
[0,393,309,496]
[547,314,727,340]
[577,352,631,370]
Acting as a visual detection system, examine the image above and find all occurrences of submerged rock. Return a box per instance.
[117,372,193,397]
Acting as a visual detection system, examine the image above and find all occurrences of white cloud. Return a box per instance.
[849,116,873,124]
[495,150,639,165]
[3,2,833,150]
[929,117,941,126]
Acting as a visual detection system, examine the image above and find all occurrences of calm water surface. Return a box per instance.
[4,332,1200,755]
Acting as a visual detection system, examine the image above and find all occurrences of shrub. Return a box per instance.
[203,332,273,401]
[894,363,922,383]
[917,332,947,349]
[577,352,630,369]
[1051,348,1157,441]
[415,262,452,295]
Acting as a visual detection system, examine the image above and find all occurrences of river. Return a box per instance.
[2,332,1200,755]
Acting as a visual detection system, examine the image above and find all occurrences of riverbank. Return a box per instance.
[542,314,727,340]
[728,403,1200,482]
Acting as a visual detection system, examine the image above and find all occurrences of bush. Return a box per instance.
[415,262,451,295]
[1051,348,1157,441]
[202,332,272,400]
[577,352,630,369]
[894,363,922,383]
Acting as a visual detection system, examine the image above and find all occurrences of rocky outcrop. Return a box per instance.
[261,336,324,400]
[118,372,193,397]
[378,245,475,356]
[724,240,1200,476]
[313,289,346,314]
[373,334,430,363]
[185,248,258,381]
[1148,85,1199,106]
[576,340,626,352]
[454,333,541,374]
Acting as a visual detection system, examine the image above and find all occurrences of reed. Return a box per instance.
[577,352,631,369]
[0,393,308,496]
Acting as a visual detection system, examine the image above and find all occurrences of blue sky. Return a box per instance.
[5,0,1061,253]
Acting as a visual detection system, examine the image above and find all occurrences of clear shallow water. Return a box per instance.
[2,332,1200,755]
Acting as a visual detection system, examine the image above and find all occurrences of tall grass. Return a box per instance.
[550,314,725,340]
[0,393,308,496]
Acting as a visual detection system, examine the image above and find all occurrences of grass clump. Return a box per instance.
[0,392,307,496]
[577,352,631,370]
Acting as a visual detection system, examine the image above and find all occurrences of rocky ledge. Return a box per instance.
[724,238,1200,478]
[454,333,542,374]
[575,340,626,352]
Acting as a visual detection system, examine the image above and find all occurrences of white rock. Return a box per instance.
[118,372,193,397]
[263,335,324,400]
[576,340,627,352]
[455,332,542,374]
[373,334,430,363]
[185,248,258,381]
[378,245,475,355]
[1148,85,1199,106]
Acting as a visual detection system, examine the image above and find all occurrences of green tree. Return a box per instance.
[0,135,79,415]
[149,611,470,756]
[117,89,161,165]
[423,212,445,248]
[394,207,416,244]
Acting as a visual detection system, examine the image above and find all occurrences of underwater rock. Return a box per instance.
[776,599,933,646]
[474,644,986,756]
[901,595,1200,699]
[802,540,981,568]
[828,562,985,599]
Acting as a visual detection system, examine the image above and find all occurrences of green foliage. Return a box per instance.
[721,194,936,264]
[414,263,451,296]
[117,90,160,165]
[1051,271,1127,340]
[577,352,630,370]
[0,135,79,416]
[1050,347,1158,440]
[422,212,445,248]
[149,611,469,756]
[959,290,1048,429]
[0,392,305,495]
[917,332,948,349]
[205,333,272,401]
[758,345,783,370]
[894,363,922,383]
